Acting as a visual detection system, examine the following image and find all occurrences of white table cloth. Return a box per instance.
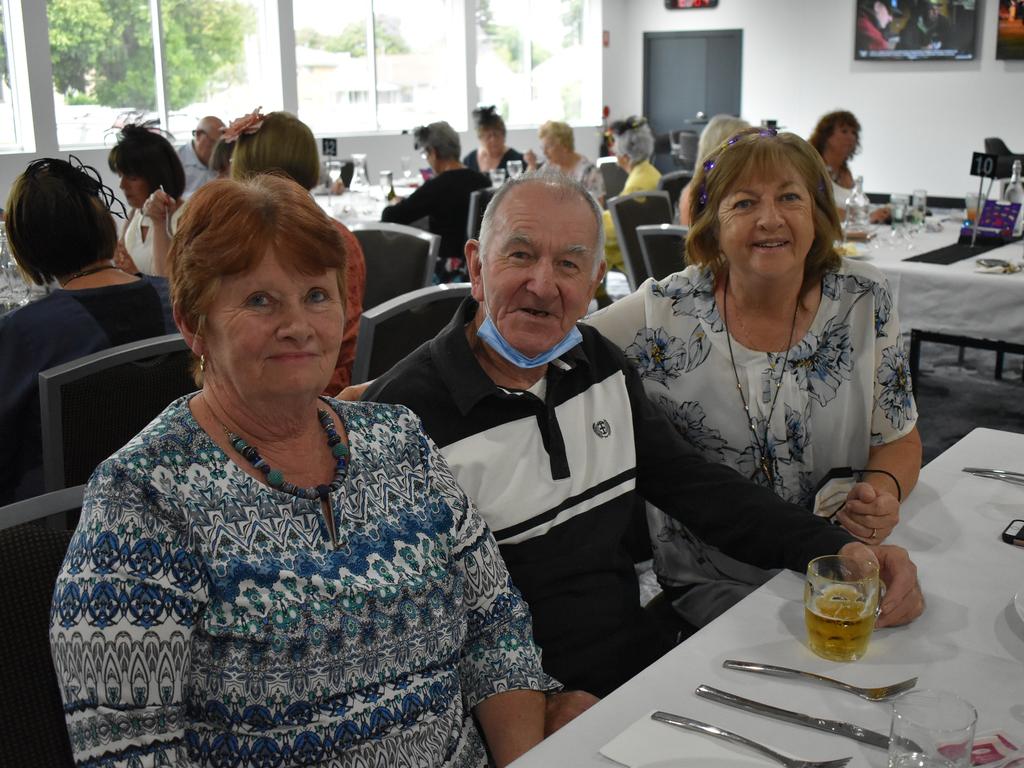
[511,427,1024,768]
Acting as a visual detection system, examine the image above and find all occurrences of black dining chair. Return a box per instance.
[38,334,195,492]
[0,485,85,768]
[596,157,629,202]
[349,222,439,310]
[657,171,694,217]
[984,137,1024,180]
[636,224,688,282]
[351,284,472,385]
[606,190,674,291]
[466,186,498,241]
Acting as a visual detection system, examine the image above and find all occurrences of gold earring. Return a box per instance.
[199,354,206,372]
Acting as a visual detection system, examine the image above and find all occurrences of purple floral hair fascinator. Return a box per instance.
[221,107,266,144]
[695,127,782,213]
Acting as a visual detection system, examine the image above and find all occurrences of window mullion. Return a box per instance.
[149,0,169,129]
[367,0,379,130]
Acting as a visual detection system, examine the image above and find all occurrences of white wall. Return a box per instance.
[602,0,1024,197]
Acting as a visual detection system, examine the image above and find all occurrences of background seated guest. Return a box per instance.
[382,121,490,282]
[464,105,525,174]
[227,107,366,393]
[365,173,925,712]
[809,109,889,222]
[108,124,186,276]
[602,115,661,276]
[678,114,750,225]
[589,128,922,628]
[177,114,224,198]
[49,174,557,768]
[0,158,174,504]
[524,120,606,204]
[207,137,233,179]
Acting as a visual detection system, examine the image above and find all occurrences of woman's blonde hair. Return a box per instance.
[538,121,574,153]
[686,129,841,293]
[230,111,320,191]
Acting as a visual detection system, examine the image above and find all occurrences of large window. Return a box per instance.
[294,0,463,134]
[0,0,24,149]
[47,0,271,148]
[475,0,591,126]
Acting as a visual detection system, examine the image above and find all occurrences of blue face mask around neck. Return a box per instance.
[476,311,583,369]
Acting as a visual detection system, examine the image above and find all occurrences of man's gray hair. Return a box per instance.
[614,122,655,165]
[412,121,461,162]
[478,172,606,276]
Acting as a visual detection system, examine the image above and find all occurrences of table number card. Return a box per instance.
[321,138,338,157]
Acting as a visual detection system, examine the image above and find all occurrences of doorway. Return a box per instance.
[643,29,742,174]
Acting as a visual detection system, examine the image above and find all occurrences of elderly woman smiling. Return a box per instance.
[49,174,557,767]
[588,129,921,627]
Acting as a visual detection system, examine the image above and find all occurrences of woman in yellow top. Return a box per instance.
[602,116,661,275]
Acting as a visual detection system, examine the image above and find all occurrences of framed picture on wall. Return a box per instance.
[855,0,977,60]
[997,0,1024,59]
[664,0,718,8]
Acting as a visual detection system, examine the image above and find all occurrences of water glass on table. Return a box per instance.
[489,168,507,187]
[804,554,879,662]
[506,159,524,179]
[888,690,977,768]
[965,191,985,226]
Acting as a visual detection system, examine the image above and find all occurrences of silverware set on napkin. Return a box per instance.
[650,659,919,767]
[963,467,1024,487]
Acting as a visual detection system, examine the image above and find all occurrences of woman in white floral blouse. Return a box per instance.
[588,128,921,627]
[49,174,557,767]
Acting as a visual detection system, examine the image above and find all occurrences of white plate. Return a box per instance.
[1015,588,1024,624]
[638,760,766,767]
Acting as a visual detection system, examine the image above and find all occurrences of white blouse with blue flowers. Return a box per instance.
[590,259,917,509]
[587,260,918,624]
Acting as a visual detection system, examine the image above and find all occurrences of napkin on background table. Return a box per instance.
[599,710,775,767]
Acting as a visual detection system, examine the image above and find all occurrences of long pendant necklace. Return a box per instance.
[721,273,799,487]
[222,408,350,501]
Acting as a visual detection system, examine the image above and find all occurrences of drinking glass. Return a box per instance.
[325,160,343,204]
[489,168,507,186]
[400,156,412,182]
[965,191,985,226]
[506,159,524,179]
[804,554,879,662]
[910,188,928,233]
[350,153,370,193]
[888,690,977,768]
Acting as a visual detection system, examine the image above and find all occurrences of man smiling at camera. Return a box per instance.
[363,173,924,733]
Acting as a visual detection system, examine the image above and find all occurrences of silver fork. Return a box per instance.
[651,711,851,768]
[723,660,918,701]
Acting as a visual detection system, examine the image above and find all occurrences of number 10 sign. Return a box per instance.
[970,152,999,178]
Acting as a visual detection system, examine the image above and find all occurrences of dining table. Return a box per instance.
[510,426,1024,767]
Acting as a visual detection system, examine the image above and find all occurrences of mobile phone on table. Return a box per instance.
[1003,519,1024,546]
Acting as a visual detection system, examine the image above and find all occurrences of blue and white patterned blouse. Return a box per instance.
[49,396,556,767]
[589,259,917,509]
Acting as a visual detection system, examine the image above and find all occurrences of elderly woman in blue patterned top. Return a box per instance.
[588,128,921,627]
[49,174,557,767]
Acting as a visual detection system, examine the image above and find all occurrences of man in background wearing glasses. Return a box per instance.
[178,115,225,198]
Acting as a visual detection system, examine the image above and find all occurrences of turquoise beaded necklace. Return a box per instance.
[223,408,349,501]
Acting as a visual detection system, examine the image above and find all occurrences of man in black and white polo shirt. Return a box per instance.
[363,173,923,723]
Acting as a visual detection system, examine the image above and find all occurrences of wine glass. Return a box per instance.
[400,156,412,183]
[506,160,524,179]
[325,160,343,204]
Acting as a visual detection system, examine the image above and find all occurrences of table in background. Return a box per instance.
[859,221,1024,342]
[511,427,1024,768]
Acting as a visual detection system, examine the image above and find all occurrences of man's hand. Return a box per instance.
[836,482,900,543]
[544,690,599,737]
[839,541,924,628]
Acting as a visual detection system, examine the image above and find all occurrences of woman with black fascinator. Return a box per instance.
[0,157,175,504]
[463,105,525,174]
[382,121,490,282]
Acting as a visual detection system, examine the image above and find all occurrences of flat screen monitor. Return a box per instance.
[855,0,977,61]
[997,0,1024,59]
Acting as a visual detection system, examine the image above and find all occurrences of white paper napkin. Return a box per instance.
[599,710,773,767]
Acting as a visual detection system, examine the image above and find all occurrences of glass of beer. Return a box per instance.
[804,554,879,662]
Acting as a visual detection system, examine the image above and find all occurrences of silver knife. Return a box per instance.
[695,684,890,750]
[962,467,1024,487]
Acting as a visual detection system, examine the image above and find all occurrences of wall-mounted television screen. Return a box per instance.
[855,0,977,60]
[664,0,718,8]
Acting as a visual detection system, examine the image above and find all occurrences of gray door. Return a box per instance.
[643,29,742,173]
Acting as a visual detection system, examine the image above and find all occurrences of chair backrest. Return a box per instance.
[637,224,688,283]
[597,157,629,201]
[339,158,356,188]
[0,484,86,532]
[606,190,674,291]
[39,334,194,492]
[351,284,472,385]
[657,170,694,216]
[349,222,439,310]
[0,487,83,767]
[467,186,498,241]
[983,137,1023,179]
[670,130,699,171]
